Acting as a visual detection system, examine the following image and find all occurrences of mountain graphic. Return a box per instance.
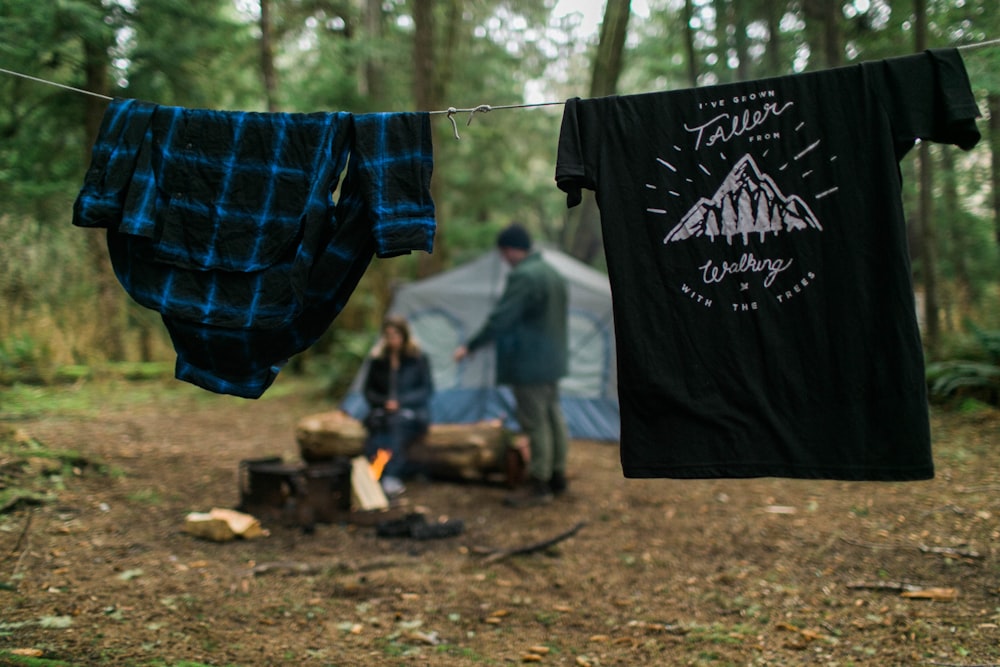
[664,154,823,246]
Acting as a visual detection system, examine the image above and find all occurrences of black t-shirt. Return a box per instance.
[556,49,981,480]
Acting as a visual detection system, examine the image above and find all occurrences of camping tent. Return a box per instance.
[340,247,619,441]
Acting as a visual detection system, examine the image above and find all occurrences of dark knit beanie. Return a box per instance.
[496,224,532,250]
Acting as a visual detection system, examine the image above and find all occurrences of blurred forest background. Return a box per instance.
[1,0,998,397]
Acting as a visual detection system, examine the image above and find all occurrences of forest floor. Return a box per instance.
[0,374,998,667]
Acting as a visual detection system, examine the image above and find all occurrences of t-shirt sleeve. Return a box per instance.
[555,97,600,208]
[867,48,981,158]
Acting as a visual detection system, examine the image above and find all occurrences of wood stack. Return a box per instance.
[228,411,516,530]
[294,411,510,483]
[295,410,366,461]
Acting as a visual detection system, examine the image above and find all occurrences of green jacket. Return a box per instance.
[466,252,568,385]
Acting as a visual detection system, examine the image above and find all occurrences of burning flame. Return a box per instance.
[370,449,392,480]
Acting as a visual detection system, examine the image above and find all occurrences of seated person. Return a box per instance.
[362,315,433,497]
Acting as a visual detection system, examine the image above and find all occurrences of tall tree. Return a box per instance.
[260,0,279,111]
[763,0,785,76]
[991,93,1000,247]
[565,0,632,264]
[361,0,384,100]
[81,34,126,361]
[802,0,842,68]
[411,0,461,276]
[913,0,940,352]
[682,0,699,86]
[728,0,750,81]
[590,0,631,97]
[937,145,968,326]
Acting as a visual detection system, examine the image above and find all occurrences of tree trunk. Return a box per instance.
[411,0,455,277]
[730,0,750,81]
[990,93,1000,247]
[822,0,841,67]
[803,0,841,68]
[412,0,436,112]
[913,0,939,352]
[361,0,384,100]
[917,142,939,350]
[710,0,729,82]
[566,0,631,265]
[260,0,279,112]
[82,39,125,362]
[590,0,631,97]
[764,0,784,76]
[938,146,965,330]
[682,0,699,86]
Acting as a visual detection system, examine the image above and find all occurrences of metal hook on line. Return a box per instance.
[467,104,492,127]
[446,107,461,139]
[445,104,493,139]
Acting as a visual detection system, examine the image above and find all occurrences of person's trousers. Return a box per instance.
[365,414,426,479]
[512,383,570,482]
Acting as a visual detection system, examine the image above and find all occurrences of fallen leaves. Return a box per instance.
[9,648,43,657]
[847,581,960,601]
[899,587,959,601]
[483,608,510,624]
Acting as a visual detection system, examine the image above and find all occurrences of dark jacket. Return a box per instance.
[363,353,433,427]
[466,252,569,385]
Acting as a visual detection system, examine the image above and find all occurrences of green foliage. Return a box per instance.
[0,335,43,375]
[926,328,1000,407]
[0,0,997,373]
[0,652,75,667]
[304,327,379,400]
[123,0,262,109]
[0,425,105,517]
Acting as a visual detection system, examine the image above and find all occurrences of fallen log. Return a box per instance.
[408,420,508,481]
[296,411,511,482]
[296,410,366,460]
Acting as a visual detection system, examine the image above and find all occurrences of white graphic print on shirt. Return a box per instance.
[645,90,836,312]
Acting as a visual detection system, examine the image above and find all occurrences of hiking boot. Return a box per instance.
[549,471,568,496]
[503,478,554,508]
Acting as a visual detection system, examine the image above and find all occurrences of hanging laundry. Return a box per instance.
[555,49,981,481]
[74,98,436,398]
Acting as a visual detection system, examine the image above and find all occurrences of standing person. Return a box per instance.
[362,315,433,498]
[453,224,571,507]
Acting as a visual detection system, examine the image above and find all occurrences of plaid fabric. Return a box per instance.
[74,98,436,398]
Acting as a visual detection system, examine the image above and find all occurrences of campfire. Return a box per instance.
[370,449,392,480]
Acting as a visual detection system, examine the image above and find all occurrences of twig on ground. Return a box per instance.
[918,544,982,559]
[475,521,586,564]
[919,504,967,518]
[2,509,35,592]
[841,537,982,559]
[951,485,1000,494]
[2,509,33,564]
[249,558,399,576]
[0,492,45,515]
[840,536,902,550]
[249,561,326,576]
[847,580,923,593]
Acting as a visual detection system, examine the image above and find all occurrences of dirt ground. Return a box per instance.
[1,377,999,666]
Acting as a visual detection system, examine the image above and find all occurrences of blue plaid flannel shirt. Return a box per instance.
[74,98,436,397]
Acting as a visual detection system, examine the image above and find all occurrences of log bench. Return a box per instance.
[294,410,516,483]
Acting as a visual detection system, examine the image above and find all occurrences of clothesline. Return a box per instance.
[2,36,998,137]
